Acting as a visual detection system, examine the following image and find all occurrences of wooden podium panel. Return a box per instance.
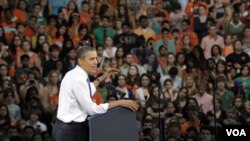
[88,107,139,141]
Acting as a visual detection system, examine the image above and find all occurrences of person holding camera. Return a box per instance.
[19,72,45,103]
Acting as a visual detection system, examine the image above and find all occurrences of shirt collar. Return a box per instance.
[208,35,218,40]
[230,21,243,27]
[75,65,88,78]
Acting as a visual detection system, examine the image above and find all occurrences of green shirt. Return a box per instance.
[215,89,234,111]
[93,27,115,45]
[154,39,176,56]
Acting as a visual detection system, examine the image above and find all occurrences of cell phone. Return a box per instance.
[146,0,152,5]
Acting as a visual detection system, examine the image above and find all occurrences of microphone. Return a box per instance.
[104,82,126,99]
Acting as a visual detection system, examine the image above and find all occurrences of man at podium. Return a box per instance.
[52,47,138,141]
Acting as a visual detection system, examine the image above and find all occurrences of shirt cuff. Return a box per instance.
[100,103,109,111]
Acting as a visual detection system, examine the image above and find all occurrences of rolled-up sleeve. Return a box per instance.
[72,79,108,115]
[90,82,96,96]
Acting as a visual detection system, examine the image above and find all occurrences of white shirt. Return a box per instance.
[160,75,182,91]
[102,47,117,58]
[27,120,47,132]
[57,66,109,123]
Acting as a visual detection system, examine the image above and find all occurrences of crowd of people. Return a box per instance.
[0,0,250,141]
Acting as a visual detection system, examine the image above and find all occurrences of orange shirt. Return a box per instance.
[157,57,167,68]
[185,2,208,17]
[185,2,199,16]
[68,24,80,38]
[45,25,57,38]
[154,33,173,42]
[16,51,41,68]
[13,9,27,23]
[8,66,15,77]
[92,92,104,105]
[52,36,64,49]
[24,27,35,38]
[223,45,234,57]
[185,2,208,31]
[89,8,95,17]
[15,47,23,56]
[72,34,84,47]
[109,0,117,9]
[180,120,200,135]
[79,12,92,25]
[49,94,59,106]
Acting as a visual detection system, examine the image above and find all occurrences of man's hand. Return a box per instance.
[108,99,138,112]
[119,100,138,112]
[102,68,120,82]
[93,68,120,87]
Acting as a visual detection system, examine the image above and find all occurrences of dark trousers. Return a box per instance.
[52,119,89,141]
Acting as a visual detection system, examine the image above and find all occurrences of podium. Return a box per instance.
[88,107,139,141]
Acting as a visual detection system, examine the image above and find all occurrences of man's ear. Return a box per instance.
[77,58,83,66]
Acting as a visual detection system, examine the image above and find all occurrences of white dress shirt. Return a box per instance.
[57,66,109,123]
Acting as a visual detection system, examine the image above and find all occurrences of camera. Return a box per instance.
[3,46,8,49]
[29,80,35,84]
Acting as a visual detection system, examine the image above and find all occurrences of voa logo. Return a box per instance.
[226,129,246,136]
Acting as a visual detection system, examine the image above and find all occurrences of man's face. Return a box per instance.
[233,13,240,23]
[140,19,148,29]
[101,18,109,28]
[244,28,250,38]
[217,81,225,90]
[200,129,212,140]
[79,51,98,75]
[17,25,25,33]
[21,58,29,67]
[181,22,188,31]
[143,122,152,129]
[33,5,41,14]
[234,41,242,51]
[122,25,129,33]
[125,54,133,64]
[198,86,206,95]
[97,47,104,56]
[93,15,101,24]
[209,26,217,36]
[38,25,45,33]
[51,50,59,58]
[81,4,89,12]
[117,76,126,86]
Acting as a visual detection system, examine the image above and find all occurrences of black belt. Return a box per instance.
[56,119,88,129]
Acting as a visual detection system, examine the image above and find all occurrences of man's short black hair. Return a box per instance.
[75,47,96,64]
[20,54,30,61]
[182,19,190,25]
[161,27,169,33]
[139,16,148,22]
[168,66,178,76]
[122,22,131,28]
[50,44,60,52]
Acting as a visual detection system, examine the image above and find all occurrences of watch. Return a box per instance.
[96,77,101,82]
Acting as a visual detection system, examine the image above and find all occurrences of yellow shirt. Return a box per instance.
[133,27,155,41]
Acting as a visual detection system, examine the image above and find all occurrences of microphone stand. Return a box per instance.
[210,76,217,141]
[158,87,164,141]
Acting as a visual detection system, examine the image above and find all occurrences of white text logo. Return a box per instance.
[226,129,246,136]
